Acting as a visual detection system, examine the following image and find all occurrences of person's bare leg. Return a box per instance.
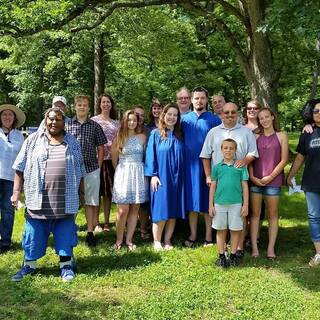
[265,195,279,258]
[85,205,98,232]
[230,230,241,254]
[126,204,140,245]
[204,214,213,243]
[187,211,198,243]
[216,230,228,254]
[139,206,150,237]
[115,204,129,245]
[102,196,112,229]
[153,221,166,249]
[164,219,176,247]
[250,193,263,257]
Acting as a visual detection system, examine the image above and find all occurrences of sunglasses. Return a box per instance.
[247,107,259,111]
[223,110,237,115]
[313,109,320,114]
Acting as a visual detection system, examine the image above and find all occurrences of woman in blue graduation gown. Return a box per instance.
[145,103,186,251]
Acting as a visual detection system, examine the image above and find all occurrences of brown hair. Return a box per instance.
[243,100,263,124]
[114,109,142,153]
[158,103,182,139]
[221,138,237,150]
[74,95,90,105]
[0,110,18,129]
[256,107,280,133]
[96,93,118,120]
[148,98,164,126]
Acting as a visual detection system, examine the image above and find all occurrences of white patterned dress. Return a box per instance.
[112,135,148,204]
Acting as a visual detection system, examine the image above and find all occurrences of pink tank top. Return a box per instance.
[253,133,284,187]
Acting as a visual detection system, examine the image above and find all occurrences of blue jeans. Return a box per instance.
[305,192,320,242]
[0,179,14,247]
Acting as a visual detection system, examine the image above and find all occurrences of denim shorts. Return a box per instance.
[22,216,78,260]
[250,185,281,196]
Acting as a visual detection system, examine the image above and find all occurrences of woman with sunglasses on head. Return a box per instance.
[0,104,25,253]
[249,108,288,259]
[287,99,320,266]
[111,110,147,251]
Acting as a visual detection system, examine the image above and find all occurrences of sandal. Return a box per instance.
[113,243,122,251]
[184,238,196,248]
[126,243,137,251]
[203,240,213,247]
[164,244,174,251]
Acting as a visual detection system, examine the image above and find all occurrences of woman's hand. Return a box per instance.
[251,176,264,186]
[260,175,274,185]
[151,176,161,192]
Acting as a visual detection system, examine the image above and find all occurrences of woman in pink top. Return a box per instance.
[249,108,288,259]
[91,93,119,232]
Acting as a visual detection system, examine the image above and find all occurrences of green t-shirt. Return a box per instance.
[211,161,248,205]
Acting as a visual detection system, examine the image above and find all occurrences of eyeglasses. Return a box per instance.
[247,107,259,111]
[223,110,237,115]
[313,109,320,114]
[178,97,190,101]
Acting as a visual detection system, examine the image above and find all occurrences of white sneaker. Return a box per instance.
[309,254,320,267]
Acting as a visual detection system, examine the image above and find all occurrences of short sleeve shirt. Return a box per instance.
[65,118,107,173]
[211,161,248,205]
[296,127,320,192]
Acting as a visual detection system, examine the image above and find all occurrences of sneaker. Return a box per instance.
[94,225,103,233]
[309,254,320,267]
[60,265,75,282]
[216,255,229,268]
[235,249,245,259]
[229,254,239,267]
[12,265,36,282]
[85,232,96,247]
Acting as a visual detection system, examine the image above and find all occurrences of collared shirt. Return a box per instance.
[0,128,24,181]
[13,131,86,214]
[65,117,107,173]
[200,122,259,165]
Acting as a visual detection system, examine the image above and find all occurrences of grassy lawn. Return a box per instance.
[1,132,319,320]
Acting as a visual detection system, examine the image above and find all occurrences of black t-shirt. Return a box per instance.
[296,126,320,192]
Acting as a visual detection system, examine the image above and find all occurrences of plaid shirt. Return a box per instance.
[13,131,86,214]
[65,117,107,173]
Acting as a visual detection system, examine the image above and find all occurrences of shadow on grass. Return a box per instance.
[244,223,320,292]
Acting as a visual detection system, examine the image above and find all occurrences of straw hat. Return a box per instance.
[0,104,26,128]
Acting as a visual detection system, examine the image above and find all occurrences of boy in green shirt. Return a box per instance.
[209,139,249,268]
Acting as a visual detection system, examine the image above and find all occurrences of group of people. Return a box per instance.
[0,87,320,282]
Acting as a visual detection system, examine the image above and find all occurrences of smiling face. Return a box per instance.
[212,95,225,115]
[164,107,178,130]
[313,103,320,126]
[0,109,16,130]
[127,113,138,131]
[258,109,274,129]
[221,140,237,161]
[134,107,145,126]
[246,102,261,120]
[152,104,162,119]
[46,110,64,137]
[222,103,238,128]
[100,96,112,114]
[176,89,191,112]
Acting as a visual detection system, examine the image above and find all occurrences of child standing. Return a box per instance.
[209,139,249,268]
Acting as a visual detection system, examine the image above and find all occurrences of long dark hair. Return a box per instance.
[148,98,163,126]
[96,93,118,120]
[302,98,320,124]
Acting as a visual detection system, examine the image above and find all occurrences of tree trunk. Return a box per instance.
[93,34,105,115]
[310,37,320,99]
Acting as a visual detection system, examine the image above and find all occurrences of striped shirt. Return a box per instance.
[13,131,85,214]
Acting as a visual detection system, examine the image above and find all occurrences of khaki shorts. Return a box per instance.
[84,168,100,206]
[212,203,243,231]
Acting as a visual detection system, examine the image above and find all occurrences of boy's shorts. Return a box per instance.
[22,216,78,260]
[84,168,100,206]
[212,203,243,231]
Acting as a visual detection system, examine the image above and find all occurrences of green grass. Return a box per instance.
[1,132,319,320]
